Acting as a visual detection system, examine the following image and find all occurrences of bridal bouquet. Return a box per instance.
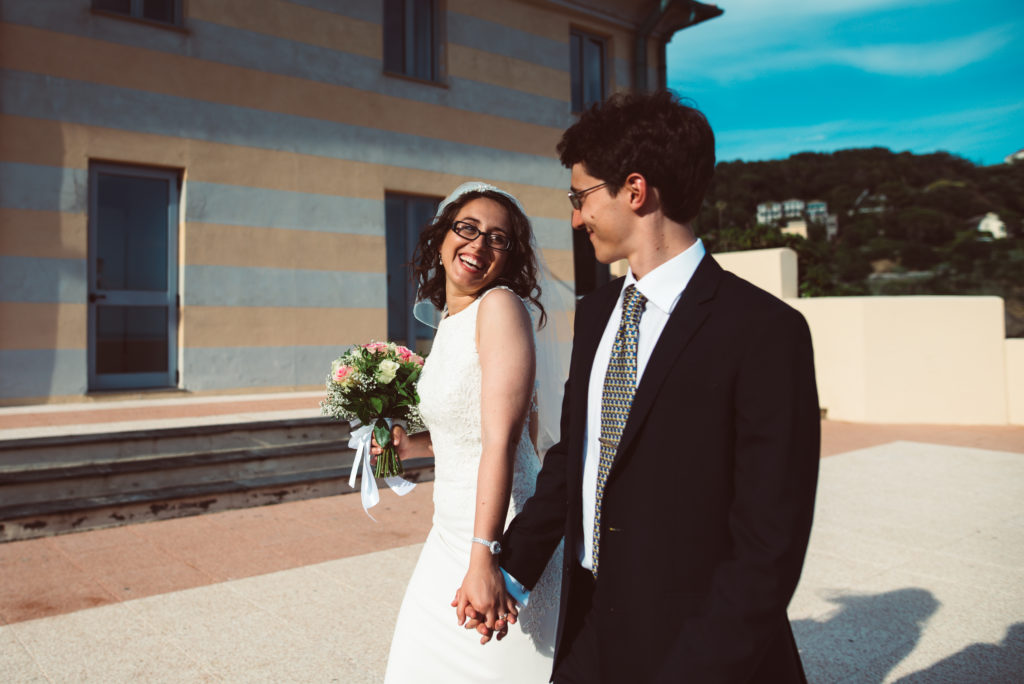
[321,341,426,479]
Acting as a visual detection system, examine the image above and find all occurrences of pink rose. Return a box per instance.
[397,347,413,362]
[333,365,355,384]
[365,342,387,354]
[411,354,424,366]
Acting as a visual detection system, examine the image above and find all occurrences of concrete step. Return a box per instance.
[0,416,434,542]
[0,416,345,468]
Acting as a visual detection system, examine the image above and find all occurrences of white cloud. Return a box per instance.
[668,2,1010,83]
[827,28,1012,76]
[714,103,1024,163]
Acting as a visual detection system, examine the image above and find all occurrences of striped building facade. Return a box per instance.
[0,0,719,404]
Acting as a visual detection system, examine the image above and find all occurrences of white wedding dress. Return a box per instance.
[384,288,562,683]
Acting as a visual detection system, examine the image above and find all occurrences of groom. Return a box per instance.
[470,91,821,682]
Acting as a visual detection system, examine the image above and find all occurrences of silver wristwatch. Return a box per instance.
[471,536,502,555]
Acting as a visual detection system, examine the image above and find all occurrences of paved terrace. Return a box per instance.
[1,395,1022,682]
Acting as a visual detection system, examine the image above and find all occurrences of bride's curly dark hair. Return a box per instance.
[411,189,546,328]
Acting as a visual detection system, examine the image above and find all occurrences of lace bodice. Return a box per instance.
[416,286,561,635]
[417,287,541,534]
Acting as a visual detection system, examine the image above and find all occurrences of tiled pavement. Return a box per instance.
[0,395,1022,682]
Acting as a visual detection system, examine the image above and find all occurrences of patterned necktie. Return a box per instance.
[592,284,646,578]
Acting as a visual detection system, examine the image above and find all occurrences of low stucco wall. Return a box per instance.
[716,247,798,299]
[719,247,1017,425]
[788,296,1008,425]
[1006,339,1024,425]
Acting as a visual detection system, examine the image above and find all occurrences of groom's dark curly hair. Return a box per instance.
[412,190,546,328]
[558,90,716,225]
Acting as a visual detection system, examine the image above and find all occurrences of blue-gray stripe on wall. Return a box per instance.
[0,162,87,214]
[188,183,573,249]
[0,349,87,398]
[0,162,571,251]
[0,256,86,303]
[186,182,384,236]
[531,217,573,251]
[283,0,380,23]
[0,70,567,189]
[1,3,572,129]
[182,344,345,391]
[183,266,386,308]
[447,12,568,72]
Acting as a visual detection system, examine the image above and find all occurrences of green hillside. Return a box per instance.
[695,148,1024,336]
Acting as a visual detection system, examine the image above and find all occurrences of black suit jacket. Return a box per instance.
[502,254,820,683]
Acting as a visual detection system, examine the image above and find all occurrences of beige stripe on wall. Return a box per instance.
[185,224,386,272]
[188,0,381,59]
[0,208,86,260]
[183,306,386,348]
[447,44,570,102]
[0,303,86,350]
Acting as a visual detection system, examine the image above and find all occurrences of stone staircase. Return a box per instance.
[0,417,434,542]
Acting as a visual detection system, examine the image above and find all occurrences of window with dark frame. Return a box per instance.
[385,193,441,353]
[383,0,440,82]
[570,29,606,113]
[92,0,182,26]
[572,228,610,296]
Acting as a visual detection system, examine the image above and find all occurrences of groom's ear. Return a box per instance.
[624,172,656,215]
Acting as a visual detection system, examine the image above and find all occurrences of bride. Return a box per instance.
[378,182,562,682]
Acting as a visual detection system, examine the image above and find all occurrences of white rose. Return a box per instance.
[376,359,400,384]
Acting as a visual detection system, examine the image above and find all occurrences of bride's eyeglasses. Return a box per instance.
[450,221,513,252]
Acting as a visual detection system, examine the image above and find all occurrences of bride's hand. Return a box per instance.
[369,424,408,464]
[452,566,518,644]
[452,586,517,633]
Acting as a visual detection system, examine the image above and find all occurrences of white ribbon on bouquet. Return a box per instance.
[348,418,416,520]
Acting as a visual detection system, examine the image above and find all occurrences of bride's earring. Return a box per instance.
[438,254,444,268]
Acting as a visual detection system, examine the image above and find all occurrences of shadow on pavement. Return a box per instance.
[894,622,1024,683]
[793,587,938,682]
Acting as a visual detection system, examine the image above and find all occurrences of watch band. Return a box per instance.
[471,536,502,555]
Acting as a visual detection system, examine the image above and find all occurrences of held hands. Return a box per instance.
[451,563,518,645]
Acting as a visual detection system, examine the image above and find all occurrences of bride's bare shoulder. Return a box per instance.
[477,287,530,329]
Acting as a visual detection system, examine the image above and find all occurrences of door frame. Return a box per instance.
[87,162,180,391]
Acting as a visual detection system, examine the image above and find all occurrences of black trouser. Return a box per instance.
[553,564,600,684]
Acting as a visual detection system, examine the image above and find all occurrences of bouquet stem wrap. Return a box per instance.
[348,417,416,519]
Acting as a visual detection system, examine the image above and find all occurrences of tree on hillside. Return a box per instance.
[697,147,1024,335]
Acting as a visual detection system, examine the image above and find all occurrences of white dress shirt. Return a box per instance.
[578,238,706,570]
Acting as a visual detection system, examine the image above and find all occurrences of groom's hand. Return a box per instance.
[451,579,516,644]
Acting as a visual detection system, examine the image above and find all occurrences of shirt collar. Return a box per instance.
[622,238,705,314]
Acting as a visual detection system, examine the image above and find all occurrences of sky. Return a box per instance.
[665,0,1023,166]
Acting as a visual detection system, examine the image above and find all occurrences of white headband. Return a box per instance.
[434,181,525,219]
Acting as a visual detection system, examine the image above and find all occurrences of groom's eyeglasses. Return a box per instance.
[568,182,609,210]
[450,221,513,252]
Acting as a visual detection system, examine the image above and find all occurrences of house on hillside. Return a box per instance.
[783,198,806,219]
[976,212,1008,240]
[756,201,783,225]
[851,189,887,215]
[757,198,838,240]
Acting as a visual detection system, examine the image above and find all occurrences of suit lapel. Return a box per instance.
[614,254,723,461]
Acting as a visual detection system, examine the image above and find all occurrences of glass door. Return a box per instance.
[88,163,179,390]
[385,193,440,353]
